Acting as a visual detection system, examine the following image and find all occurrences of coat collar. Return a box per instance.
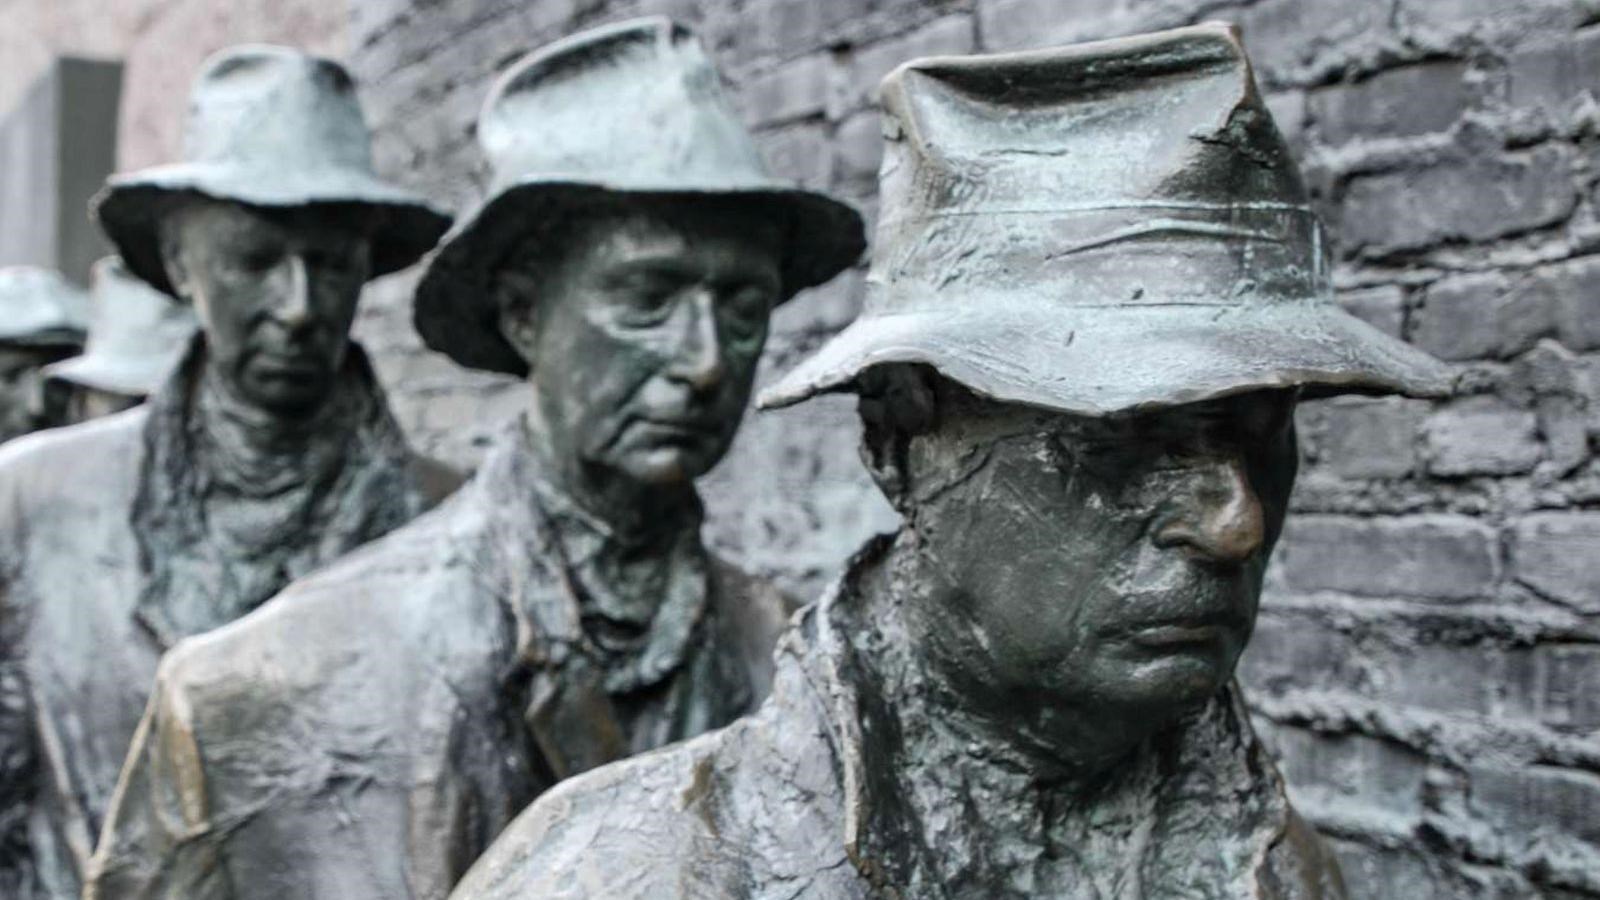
[793,536,1307,898]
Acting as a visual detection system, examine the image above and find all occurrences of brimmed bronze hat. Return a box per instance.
[761,23,1452,415]
[0,266,89,349]
[42,257,196,397]
[94,45,452,298]
[413,17,867,376]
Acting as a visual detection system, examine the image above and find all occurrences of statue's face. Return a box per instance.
[501,203,783,488]
[162,198,371,416]
[903,386,1297,759]
[0,345,72,442]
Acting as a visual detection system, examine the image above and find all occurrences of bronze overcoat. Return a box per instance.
[85,420,794,900]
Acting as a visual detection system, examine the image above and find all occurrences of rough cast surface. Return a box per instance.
[0,343,451,900]
[337,3,1600,896]
[87,20,861,900]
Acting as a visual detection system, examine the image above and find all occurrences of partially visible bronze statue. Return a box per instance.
[86,19,864,900]
[42,257,197,424]
[0,266,88,441]
[450,24,1454,900]
[0,46,453,900]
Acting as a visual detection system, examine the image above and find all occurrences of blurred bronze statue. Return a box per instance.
[42,257,197,423]
[0,266,88,440]
[86,19,864,900]
[0,45,453,899]
[451,24,1454,900]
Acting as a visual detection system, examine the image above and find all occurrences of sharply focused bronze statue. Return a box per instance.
[0,46,453,899]
[86,19,864,900]
[42,257,197,424]
[450,24,1454,900]
[0,266,88,441]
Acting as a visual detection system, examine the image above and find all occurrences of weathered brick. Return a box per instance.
[1544,255,1600,352]
[833,108,883,191]
[1330,839,1538,900]
[1394,0,1582,52]
[1302,395,1427,479]
[1257,723,1430,821]
[1234,0,1393,85]
[1508,29,1600,125]
[1309,61,1470,146]
[1468,765,1600,861]
[827,14,973,118]
[1263,90,1308,151]
[1540,644,1600,730]
[1411,271,1553,362]
[1274,515,1499,599]
[1423,396,1543,477]
[1339,144,1578,257]
[740,51,831,127]
[1510,513,1600,612]
[1337,284,1405,339]
[756,121,833,189]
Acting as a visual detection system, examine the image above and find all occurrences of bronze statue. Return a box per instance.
[449,24,1454,900]
[0,46,453,899]
[0,266,88,440]
[85,19,864,900]
[41,257,197,424]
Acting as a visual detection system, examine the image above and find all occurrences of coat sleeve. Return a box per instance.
[0,458,39,897]
[82,655,232,900]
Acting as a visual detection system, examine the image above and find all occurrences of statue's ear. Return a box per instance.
[156,216,193,303]
[857,364,939,512]
[495,269,542,374]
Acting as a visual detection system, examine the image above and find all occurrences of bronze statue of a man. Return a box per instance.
[0,46,454,899]
[0,266,88,441]
[449,25,1454,900]
[85,19,864,900]
[41,257,197,424]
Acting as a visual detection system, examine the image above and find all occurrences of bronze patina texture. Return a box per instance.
[0,46,454,900]
[41,257,197,423]
[85,18,864,900]
[0,266,88,441]
[450,23,1452,900]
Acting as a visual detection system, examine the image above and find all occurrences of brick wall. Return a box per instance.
[0,0,348,170]
[336,1,1600,895]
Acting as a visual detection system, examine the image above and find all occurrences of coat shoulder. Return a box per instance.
[0,407,145,503]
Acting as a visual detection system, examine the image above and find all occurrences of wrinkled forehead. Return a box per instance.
[160,194,377,247]
[502,196,786,280]
[937,381,1299,446]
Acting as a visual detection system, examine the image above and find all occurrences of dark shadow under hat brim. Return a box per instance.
[412,179,867,377]
[759,295,1455,414]
[93,163,453,298]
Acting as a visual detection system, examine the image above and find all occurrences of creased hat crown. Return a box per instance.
[180,45,372,173]
[478,17,772,195]
[413,17,866,377]
[761,23,1451,413]
[93,44,452,297]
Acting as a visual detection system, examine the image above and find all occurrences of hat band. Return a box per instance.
[870,204,1328,312]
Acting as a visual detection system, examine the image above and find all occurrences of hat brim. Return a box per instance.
[759,296,1454,415]
[93,162,453,297]
[412,179,867,376]
[41,352,170,397]
[0,328,85,350]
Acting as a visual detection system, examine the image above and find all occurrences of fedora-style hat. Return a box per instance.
[94,45,452,298]
[0,266,89,349]
[761,23,1452,415]
[42,257,197,397]
[413,17,866,376]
